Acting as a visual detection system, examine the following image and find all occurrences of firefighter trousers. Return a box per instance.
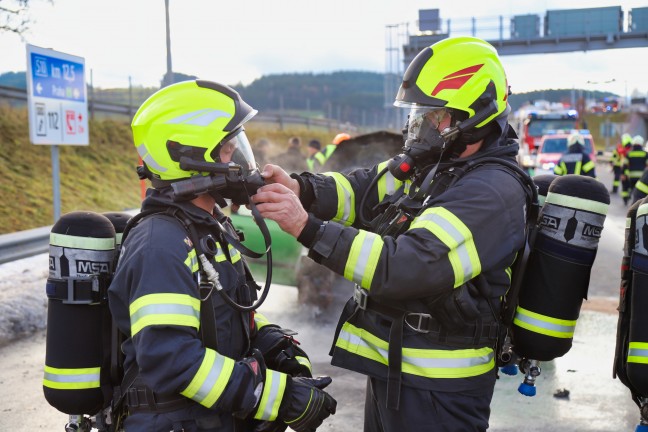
[363,376,494,432]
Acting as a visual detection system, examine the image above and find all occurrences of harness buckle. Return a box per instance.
[353,285,368,310]
[405,312,432,334]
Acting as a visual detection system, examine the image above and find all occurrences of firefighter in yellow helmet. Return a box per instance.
[252,37,534,431]
[553,133,596,178]
[108,80,336,431]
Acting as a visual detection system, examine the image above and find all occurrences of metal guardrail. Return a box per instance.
[0,225,51,265]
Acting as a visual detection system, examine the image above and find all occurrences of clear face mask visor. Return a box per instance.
[215,129,257,176]
[406,107,451,144]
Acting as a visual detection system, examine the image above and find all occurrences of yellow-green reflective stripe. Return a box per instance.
[115,232,124,246]
[583,161,595,172]
[185,249,199,272]
[50,233,115,250]
[323,172,355,226]
[409,207,480,288]
[295,356,312,372]
[636,181,648,195]
[344,230,384,289]
[335,323,494,378]
[130,293,200,336]
[181,348,235,407]
[254,312,271,329]
[513,306,576,338]
[214,245,241,264]
[628,342,648,364]
[43,366,100,390]
[630,170,644,178]
[376,161,403,201]
[254,370,288,421]
[545,192,609,216]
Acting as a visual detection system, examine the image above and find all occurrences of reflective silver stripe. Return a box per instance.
[344,231,384,289]
[181,349,235,407]
[43,366,101,390]
[166,108,231,126]
[255,370,286,421]
[628,348,648,358]
[136,143,167,173]
[193,354,230,402]
[513,307,575,338]
[43,369,100,384]
[130,303,200,327]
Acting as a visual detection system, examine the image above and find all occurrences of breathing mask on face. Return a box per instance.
[387,107,457,181]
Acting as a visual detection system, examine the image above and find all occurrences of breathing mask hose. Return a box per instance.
[191,191,273,313]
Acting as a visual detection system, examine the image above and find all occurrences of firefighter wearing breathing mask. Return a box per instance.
[252,37,532,432]
[108,80,336,431]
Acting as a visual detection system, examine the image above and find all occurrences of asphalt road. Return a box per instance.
[0,162,643,431]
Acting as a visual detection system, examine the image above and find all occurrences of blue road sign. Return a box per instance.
[29,52,85,102]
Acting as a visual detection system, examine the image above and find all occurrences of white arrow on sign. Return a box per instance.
[36,82,43,94]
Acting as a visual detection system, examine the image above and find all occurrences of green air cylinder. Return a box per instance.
[531,174,557,207]
[43,211,116,415]
[512,175,609,361]
[627,198,648,394]
[613,200,643,390]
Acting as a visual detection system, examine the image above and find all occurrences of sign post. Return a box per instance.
[26,44,88,222]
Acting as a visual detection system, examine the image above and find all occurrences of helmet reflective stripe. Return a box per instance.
[136,143,168,173]
[181,348,235,407]
[184,249,199,272]
[49,232,115,250]
[628,342,648,364]
[409,207,481,288]
[344,230,384,289]
[43,366,100,390]
[166,109,231,126]
[513,306,576,338]
[129,293,201,336]
[336,322,494,378]
[323,172,356,226]
[254,369,288,421]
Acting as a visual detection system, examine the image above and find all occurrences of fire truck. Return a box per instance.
[512,101,580,154]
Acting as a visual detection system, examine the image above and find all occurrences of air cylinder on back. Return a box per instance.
[512,175,609,361]
[532,174,557,207]
[627,198,648,394]
[43,211,116,415]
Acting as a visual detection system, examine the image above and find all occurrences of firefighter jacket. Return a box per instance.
[306,151,326,172]
[294,126,529,396]
[553,144,596,177]
[108,188,289,424]
[611,144,626,168]
[624,145,648,180]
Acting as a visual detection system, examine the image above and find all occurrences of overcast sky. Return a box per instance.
[1,0,647,98]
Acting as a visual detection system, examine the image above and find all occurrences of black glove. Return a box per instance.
[231,349,266,419]
[279,376,337,432]
[253,324,312,377]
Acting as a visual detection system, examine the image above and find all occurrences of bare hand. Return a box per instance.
[261,164,300,196]
[252,183,308,238]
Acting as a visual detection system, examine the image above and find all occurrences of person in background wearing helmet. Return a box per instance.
[611,133,632,193]
[306,139,326,172]
[108,80,336,431]
[322,133,351,164]
[621,135,648,205]
[252,37,532,432]
[553,132,596,178]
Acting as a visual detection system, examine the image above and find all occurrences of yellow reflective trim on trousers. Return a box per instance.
[335,322,494,379]
[628,342,648,364]
[545,192,609,216]
[513,306,576,338]
[323,172,355,226]
[583,161,595,173]
[254,369,288,421]
[185,249,199,272]
[344,230,384,289]
[49,232,115,250]
[409,207,481,288]
[129,293,201,336]
[43,365,101,390]
[554,163,566,175]
[181,348,235,408]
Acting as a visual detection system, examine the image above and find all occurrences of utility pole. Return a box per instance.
[163,0,173,87]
